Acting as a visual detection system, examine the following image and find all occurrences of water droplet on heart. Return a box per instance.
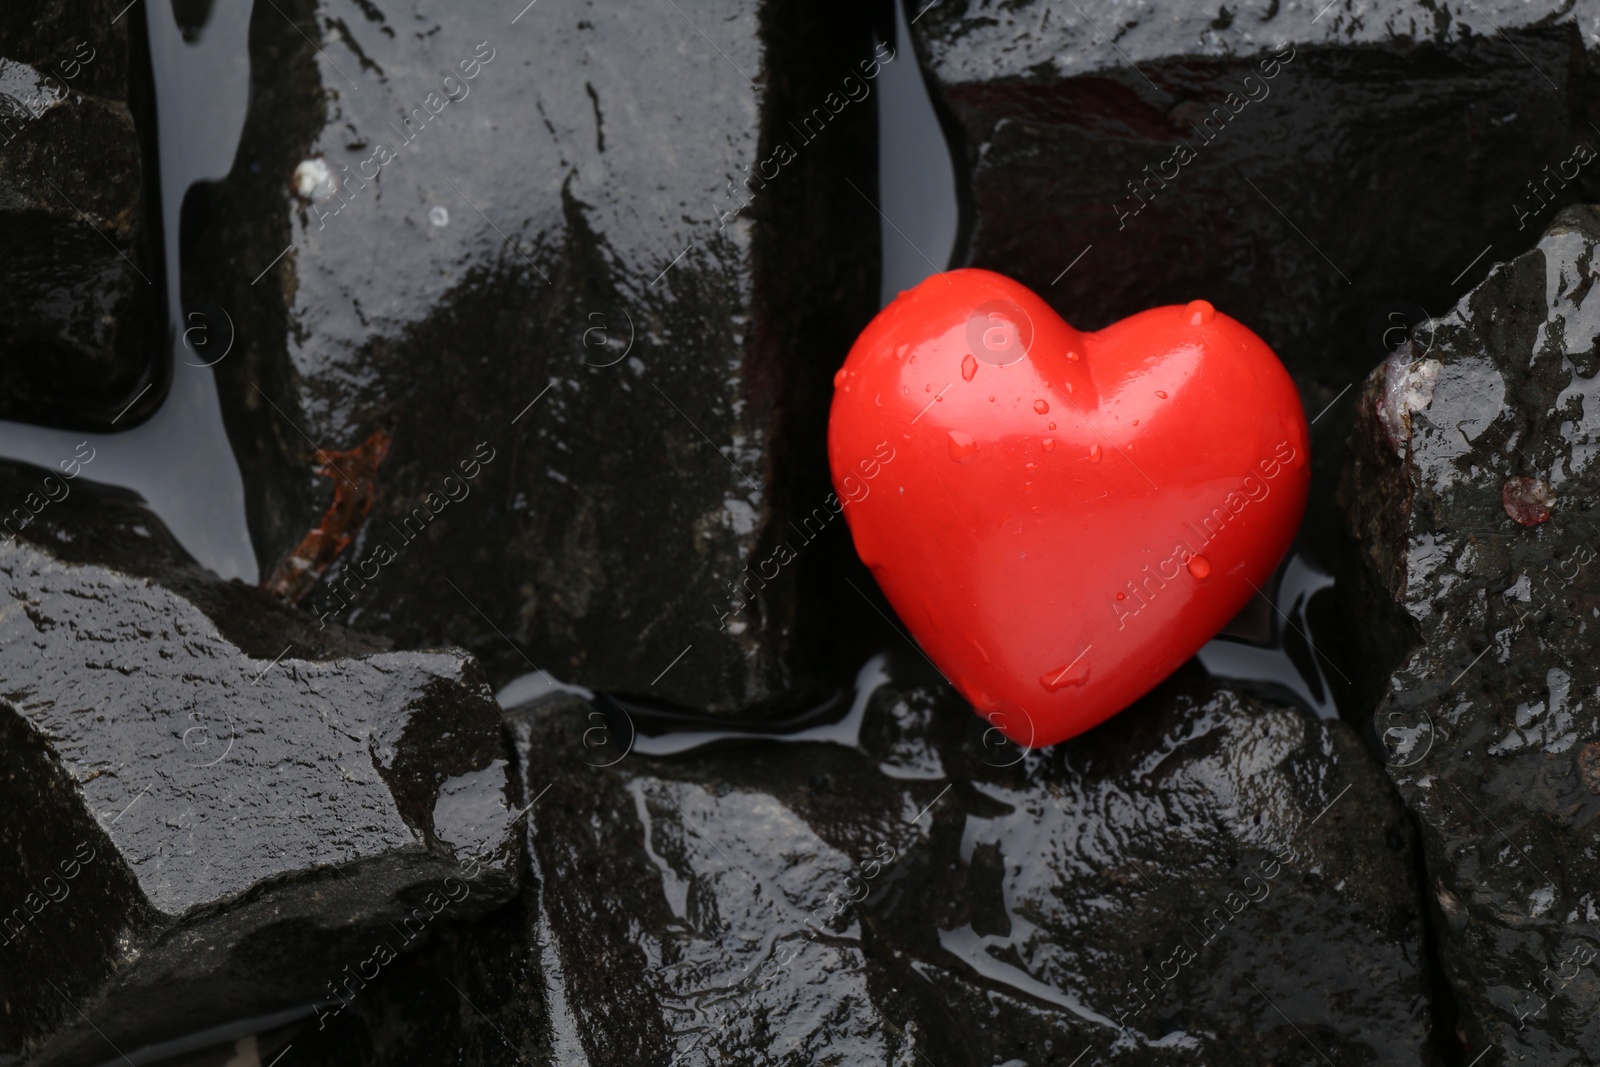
[1088,444,1102,463]
[1047,422,1056,430]
[1131,419,1139,427]
[1187,300,1215,326]
[1034,399,1050,414]
[925,383,932,392]
[902,386,909,395]
[947,431,978,462]
[1025,462,1039,473]
[1155,390,1168,399]
[896,343,909,360]
[1066,350,1080,362]
[1042,438,1055,452]
[1039,657,1091,692]
[1063,382,1074,394]
[833,367,847,388]
[909,352,917,365]
[1187,555,1211,579]
[989,395,996,402]
[875,393,883,406]
[961,353,978,381]
[1114,591,1125,601]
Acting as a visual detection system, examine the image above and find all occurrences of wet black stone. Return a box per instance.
[1342,203,1600,1063]
[298,663,1428,1064]
[0,465,522,1066]
[908,1,1600,414]
[0,0,158,429]
[187,0,886,714]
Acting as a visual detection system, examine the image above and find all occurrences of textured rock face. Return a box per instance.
[189,0,885,713]
[1343,204,1600,1063]
[0,465,521,1066]
[0,0,155,429]
[909,0,1600,410]
[300,664,1428,1065]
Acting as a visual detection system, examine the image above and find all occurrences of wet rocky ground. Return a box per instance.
[0,0,157,429]
[6,0,1600,1064]
[0,467,520,1065]
[1344,203,1600,1064]
[189,0,882,714]
[290,671,1431,1066]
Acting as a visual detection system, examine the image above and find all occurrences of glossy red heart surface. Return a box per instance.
[828,269,1309,747]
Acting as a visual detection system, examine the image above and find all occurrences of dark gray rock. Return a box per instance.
[0,0,158,429]
[262,886,557,1066]
[1342,202,1600,1065]
[908,0,1600,414]
[298,660,1429,1065]
[0,463,522,1066]
[189,0,886,714]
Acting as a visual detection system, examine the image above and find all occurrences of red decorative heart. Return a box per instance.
[828,269,1309,746]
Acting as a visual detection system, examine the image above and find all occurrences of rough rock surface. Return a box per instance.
[1343,203,1600,1064]
[0,463,522,1066]
[190,0,885,713]
[0,0,156,429]
[300,660,1429,1065]
[909,0,1600,412]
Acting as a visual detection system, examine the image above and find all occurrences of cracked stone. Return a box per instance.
[0,462,522,1066]
[0,0,157,429]
[1342,203,1600,1062]
[294,661,1428,1064]
[186,0,887,714]
[908,0,1600,413]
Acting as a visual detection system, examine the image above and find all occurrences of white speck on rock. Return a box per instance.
[1531,885,1556,918]
[292,158,336,202]
[1378,350,1441,450]
[722,498,758,537]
